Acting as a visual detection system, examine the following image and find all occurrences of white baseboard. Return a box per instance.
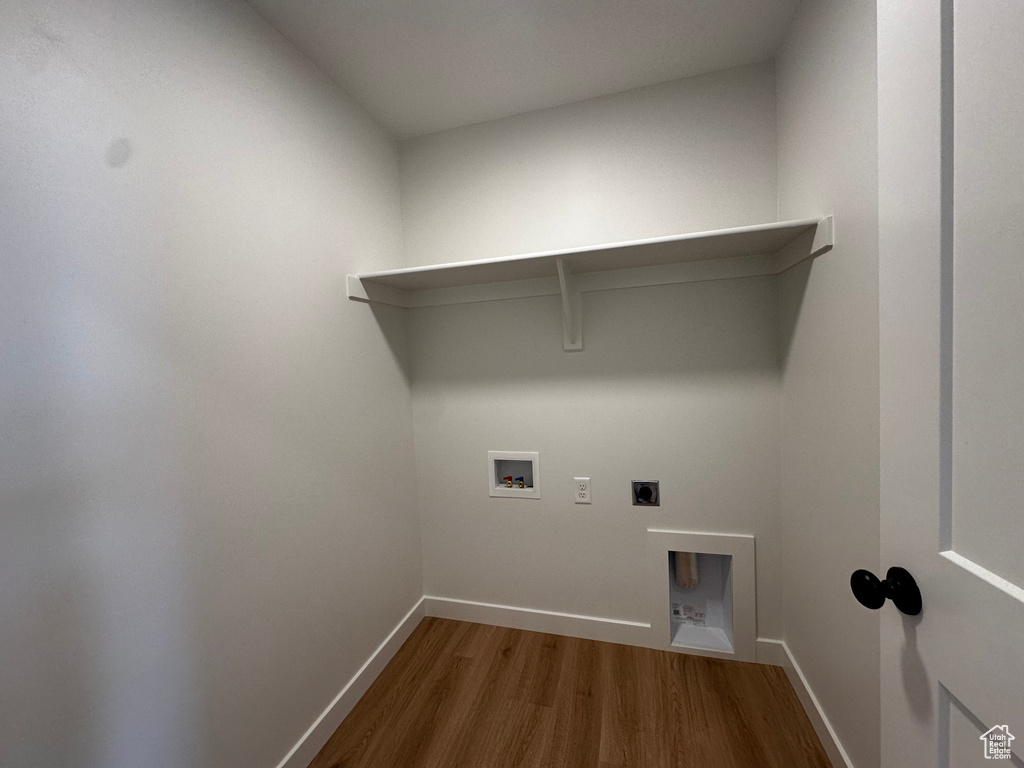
[757,638,854,768]
[274,596,426,768]
[423,595,651,647]
[755,637,788,666]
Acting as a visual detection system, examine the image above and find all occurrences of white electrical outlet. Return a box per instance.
[574,477,591,504]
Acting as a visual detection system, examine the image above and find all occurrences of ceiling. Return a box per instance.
[247,0,802,139]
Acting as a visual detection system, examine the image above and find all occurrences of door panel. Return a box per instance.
[880,0,1024,766]
[952,0,1024,589]
[945,687,1024,768]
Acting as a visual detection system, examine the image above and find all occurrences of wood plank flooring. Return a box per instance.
[308,618,832,768]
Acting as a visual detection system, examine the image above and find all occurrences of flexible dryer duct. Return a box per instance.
[674,551,700,590]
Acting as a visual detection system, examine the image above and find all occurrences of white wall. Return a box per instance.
[0,2,420,768]
[0,4,881,763]
[400,63,778,265]
[776,1,880,767]
[402,64,786,640]
[410,280,782,633]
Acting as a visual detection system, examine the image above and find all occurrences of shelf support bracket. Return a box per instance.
[773,215,835,274]
[556,257,583,351]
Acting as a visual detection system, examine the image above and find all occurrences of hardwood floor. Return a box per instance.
[308,618,832,768]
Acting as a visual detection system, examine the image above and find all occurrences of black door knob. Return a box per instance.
[850,566,922,616]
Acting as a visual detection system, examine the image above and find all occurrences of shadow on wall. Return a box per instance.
[0,188,203,768]
[370,303,412,385]
[405,276,787,387]
[1,560,97,766]
[0,463,203,768]
[778,259,812,370]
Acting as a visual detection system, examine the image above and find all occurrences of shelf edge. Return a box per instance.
[353,217,823,284]
[346,275,412,308]
[346,216,835,308]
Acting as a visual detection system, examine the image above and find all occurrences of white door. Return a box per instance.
[879,0,1024,766]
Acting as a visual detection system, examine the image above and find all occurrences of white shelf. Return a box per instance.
[348,216,833,350]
